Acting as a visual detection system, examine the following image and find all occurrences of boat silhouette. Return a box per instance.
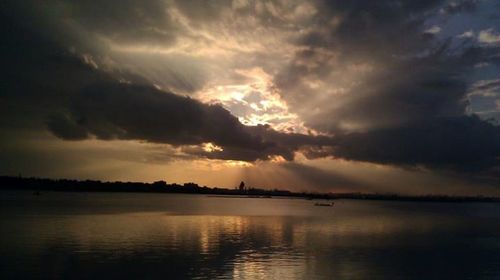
[314,202,334,207]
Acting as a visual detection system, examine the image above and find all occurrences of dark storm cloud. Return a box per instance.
[46,81,334,162]
[278,0,499,119]
[48,82,263,147]
[333,116,500,171]
[325,0,439,54]
[272,0,500,171]
[277,10,444,124]
[177,124,332,162]
[0,3,100,128]
[314,52,470,131]
[2,0,500,174]
[0,0,332,162]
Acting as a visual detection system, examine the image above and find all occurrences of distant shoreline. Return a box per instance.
[1,175,499,203]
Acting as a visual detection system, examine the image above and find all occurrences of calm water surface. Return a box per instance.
[1,191,500,279]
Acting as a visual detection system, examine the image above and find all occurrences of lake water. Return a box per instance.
[1,191,500,279]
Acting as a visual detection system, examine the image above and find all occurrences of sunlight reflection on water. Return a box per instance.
[1,191,500,279]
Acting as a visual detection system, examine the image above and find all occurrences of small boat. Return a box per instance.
[314,202,334,207]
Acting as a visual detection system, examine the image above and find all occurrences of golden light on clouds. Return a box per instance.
[3,0,500,197]
[202,142,224,153]
[196,67,309,133]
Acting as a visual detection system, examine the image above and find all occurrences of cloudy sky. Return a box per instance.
[1,0,500,195]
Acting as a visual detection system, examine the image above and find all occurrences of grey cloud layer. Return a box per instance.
[47,81,330,162]
[1,1,330,162]
[273,0,500,171]
[277,0,499,132]
[2,0,500,173]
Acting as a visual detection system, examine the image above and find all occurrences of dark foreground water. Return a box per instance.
[1,191,500,279]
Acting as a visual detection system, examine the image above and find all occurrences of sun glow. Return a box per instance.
[196,67,309,133]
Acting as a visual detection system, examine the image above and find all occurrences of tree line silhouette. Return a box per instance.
[0,175,499,202]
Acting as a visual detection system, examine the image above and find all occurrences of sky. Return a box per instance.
[1,0,500,195]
